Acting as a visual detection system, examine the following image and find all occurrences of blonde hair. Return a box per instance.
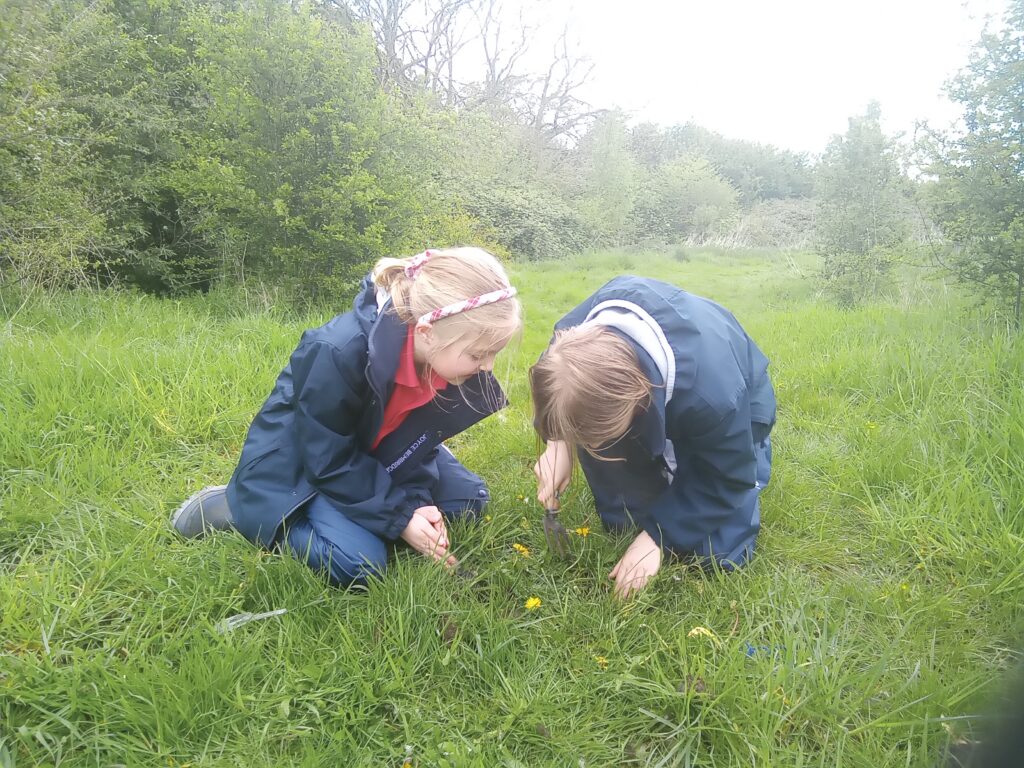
[530,325,652,458]
[372,246,522,355]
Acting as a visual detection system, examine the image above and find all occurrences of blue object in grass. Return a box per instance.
[744,642,785,657]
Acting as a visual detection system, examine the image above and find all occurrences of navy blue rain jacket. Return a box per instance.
[226,277,507,548]
[548,276,776,565]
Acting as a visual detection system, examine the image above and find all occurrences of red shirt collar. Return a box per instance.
[395,326,448,391]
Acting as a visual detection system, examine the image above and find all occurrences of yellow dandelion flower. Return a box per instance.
[687,626,721,645]
[574,526,590,537]
[594,655,608,669]
[525,596,542,611]
[512,543,530,557]
[484,514,492,522]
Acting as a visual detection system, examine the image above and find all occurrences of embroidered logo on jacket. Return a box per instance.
[385,433,429,474]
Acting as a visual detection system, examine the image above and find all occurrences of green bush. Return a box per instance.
[814,104,911,305]
[458,181,591,261]
[730,198,816,249]
[629,155,739,242]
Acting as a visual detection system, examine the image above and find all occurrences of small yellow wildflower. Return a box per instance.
[525,596,542,611]
[687,626,721,645]
[484,514,492,522]
[866,421,878,431]
[594,655,608,669]
[512,543,530,558]
[574,526,590,537]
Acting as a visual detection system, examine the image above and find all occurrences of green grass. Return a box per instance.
[1,249,1022,766]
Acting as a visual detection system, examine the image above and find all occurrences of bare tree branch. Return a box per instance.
[341,0,594,137]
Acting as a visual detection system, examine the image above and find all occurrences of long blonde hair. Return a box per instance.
[530,324,652,458]
[372,246,522,356]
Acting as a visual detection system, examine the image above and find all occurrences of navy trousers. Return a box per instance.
[280,447,488,587]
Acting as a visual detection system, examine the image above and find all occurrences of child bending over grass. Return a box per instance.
[173,247,521,587]
[530,276,775,598]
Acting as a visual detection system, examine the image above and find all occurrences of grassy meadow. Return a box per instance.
[1,249,1023,767]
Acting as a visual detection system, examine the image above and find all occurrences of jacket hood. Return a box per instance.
[353,276,386,335]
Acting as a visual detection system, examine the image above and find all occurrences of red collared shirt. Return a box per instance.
[371,327,448,450]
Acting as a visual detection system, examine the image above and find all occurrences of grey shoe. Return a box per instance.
[171,485,233,539]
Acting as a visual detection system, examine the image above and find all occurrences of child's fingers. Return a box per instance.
[431,520,449,549]
[416,505,443,524]
[428,546,457,568]
[536,490,556,508]
[617,579,638,599]
[614,569,643,598]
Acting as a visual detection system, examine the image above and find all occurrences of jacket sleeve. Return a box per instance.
[397,448,440,509]
[639,394,758,565]
[291,338,418,540]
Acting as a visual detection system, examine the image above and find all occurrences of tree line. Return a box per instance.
[1,0,1021,323]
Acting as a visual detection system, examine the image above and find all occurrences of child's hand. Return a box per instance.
[609,530,663,598]
[534,440,572,509]
[414,505,449,548]
[401,507,457,568]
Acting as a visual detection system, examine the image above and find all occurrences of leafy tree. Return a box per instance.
[923,0,1024,326]
[457,178,589,261]
[168,0,456,299]
[629,155,738,243]
[814,102,910,305]
[0,0,481,298]
[731,198,816,249]
[673,124,814,205]
[573,110,636,246]
[626,122,813,204]
[0,0,186,288]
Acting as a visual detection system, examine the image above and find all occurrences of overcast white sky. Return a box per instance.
[519,0,1009,155]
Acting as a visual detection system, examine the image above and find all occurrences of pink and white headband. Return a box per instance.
[416,286,518,327]
[404,249,434,279]
[404,249,518,327]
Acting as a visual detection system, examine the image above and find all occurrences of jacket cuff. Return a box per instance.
[402,487,434,509]
[384,502,417,541]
